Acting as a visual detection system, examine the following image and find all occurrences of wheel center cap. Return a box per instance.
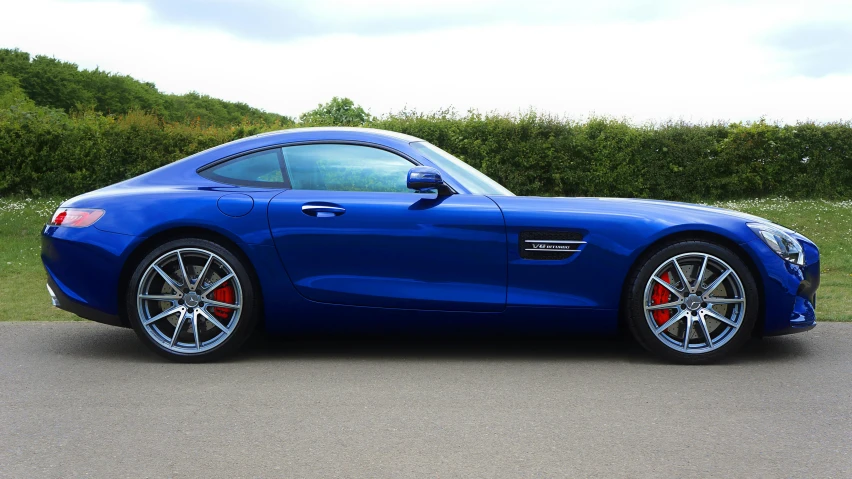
[685,294,702,311]
[184,292,200,308]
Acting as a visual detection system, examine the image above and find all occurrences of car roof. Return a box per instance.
[247,127,424,144]
[126,127,430,186]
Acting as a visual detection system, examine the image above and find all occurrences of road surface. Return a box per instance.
[1,322,850,478]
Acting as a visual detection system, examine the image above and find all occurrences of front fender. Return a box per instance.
[490,196,759,314]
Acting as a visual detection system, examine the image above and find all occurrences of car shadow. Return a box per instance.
[236,333,813,365]
[240,333,652,363]
[40,323,814,365]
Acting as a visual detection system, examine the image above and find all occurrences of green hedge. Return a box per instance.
[2,96,851,200]
[374,112,852,200]
[0,85,286,196]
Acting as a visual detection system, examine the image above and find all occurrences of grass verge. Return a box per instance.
[1,197,849,322]
[0,198,79,321]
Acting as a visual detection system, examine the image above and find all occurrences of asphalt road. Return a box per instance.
[1,322,850,478]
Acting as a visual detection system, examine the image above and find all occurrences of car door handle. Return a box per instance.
[301,204,346,217]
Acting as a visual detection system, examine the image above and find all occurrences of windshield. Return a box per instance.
[410,141,514,196]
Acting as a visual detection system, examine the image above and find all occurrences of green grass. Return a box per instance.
[0,197,79,321]
[1,196,850,322]
[712,198,852,322]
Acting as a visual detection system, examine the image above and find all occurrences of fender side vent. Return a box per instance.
[519,231,585,260]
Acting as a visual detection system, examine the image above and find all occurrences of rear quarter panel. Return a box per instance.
[57,182,302,327]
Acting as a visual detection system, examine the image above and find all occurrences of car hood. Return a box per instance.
[593,197,772,223]
[484,195,802,245]
[489,196,768,223]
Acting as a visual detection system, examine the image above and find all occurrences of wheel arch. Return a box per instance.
[618,229,766,337]
[117,226,265,328]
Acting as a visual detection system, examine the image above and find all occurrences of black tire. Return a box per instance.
[625,240,759,364]
[126,238,258,362]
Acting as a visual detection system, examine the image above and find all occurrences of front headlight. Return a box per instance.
[748,223,805,265]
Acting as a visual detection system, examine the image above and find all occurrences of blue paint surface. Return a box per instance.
[217,193,254,217]
[42,128,819,336]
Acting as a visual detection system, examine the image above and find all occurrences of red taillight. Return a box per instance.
[49,208,105,228]
[52,211,68,225]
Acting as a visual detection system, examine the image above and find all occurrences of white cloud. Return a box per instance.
[0,0,849,123]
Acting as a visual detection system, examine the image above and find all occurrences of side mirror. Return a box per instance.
[407,166,443,191]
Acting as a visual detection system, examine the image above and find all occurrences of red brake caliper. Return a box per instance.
[651,272,673,326]
[211,283,235,319]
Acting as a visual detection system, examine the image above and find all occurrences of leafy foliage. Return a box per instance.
[372,111,852,201]
[0,48,850,200]
[0,48,292,126]
[299,97,370,126]
[2,101,849,199]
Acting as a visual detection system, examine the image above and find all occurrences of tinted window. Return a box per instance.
[283,144,414,193]
[201,149,286,187]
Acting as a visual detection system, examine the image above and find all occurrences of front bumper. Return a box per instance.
[743,236,820,336]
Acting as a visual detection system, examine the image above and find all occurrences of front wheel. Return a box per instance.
[126,238,258,362]
[625,240,759,364]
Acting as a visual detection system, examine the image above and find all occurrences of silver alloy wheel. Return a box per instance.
[136,248,242,354]
[643,252,746,354]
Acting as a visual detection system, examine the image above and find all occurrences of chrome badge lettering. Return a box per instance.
[531,243,573,250]
[522,238,587,255]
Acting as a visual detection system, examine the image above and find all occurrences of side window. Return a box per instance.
[200,149,286,187]
[283,144,414,193]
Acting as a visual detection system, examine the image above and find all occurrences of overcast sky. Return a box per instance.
[1,0,850,123]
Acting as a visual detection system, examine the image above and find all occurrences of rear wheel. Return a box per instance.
[626,240,759,364]
[126,238,258,362]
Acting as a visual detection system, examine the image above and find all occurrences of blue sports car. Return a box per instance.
[41,128,819,363]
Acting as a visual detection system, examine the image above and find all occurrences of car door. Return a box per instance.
[267,143,507,312]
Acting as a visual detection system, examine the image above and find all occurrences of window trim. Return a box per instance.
[198,147,291,189]
[196,140,431,191]
[280,142,422,194]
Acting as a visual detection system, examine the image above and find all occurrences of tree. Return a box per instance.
[0,73,35,109]
[299,97,369,126]
[0,48,292,126]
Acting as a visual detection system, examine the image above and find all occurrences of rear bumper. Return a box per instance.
[46,275,124,327]
[41,224,140,328]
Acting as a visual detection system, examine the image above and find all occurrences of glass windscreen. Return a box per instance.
[410,142,514,196]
